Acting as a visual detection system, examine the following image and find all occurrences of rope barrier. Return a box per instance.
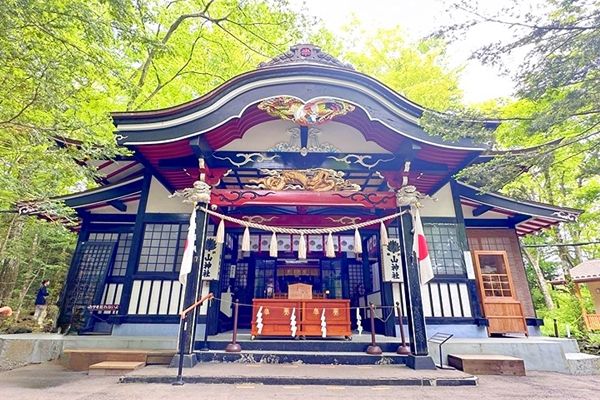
[200,206,407,235]
[211,296,399,312]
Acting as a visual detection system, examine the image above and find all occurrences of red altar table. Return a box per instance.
[250,298,351,338]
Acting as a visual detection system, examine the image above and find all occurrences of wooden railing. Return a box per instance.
[584,313,600,331]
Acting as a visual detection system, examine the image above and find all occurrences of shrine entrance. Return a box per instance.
[219,232,377,334]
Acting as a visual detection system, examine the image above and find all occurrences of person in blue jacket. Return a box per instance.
[33,280,50,326]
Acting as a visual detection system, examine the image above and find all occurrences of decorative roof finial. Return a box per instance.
[259,44,354,70]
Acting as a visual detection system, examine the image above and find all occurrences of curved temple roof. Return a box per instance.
[111,44,494,151]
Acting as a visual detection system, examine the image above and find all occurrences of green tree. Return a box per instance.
[337,24,463,110]
[0,0,308,329]
[426,0,600,332]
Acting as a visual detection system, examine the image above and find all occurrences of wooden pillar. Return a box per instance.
[450,181,485,323]
[181,204,209,354]
[398,207,435,369]
[119,172,152,317]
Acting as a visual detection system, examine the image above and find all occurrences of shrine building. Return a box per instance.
[27,45,581,368]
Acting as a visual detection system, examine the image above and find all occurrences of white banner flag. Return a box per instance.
[178,207,197,285]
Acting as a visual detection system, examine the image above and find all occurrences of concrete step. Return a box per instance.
[195,349,407,365]
[89,361,146,376]
[62,349,175,371]
[121,363,477,386]
[565,352,600,375]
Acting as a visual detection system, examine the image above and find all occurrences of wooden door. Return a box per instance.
[473,251,528,336]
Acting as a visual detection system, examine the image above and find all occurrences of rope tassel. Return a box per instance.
[241,226,251,252]
[298,233,307,260]
[269,232,278,258]
[380,221,389,246]
[216,219,225,244]
[354,228,362,255]
[326,232,335,258]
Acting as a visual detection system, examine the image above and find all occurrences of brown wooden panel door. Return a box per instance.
[473,251,528,336]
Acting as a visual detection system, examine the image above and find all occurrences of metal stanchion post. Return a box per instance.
[172,316,187,386]
[225,300,242,352]
[395,301,411,355]
[366,303,382,355]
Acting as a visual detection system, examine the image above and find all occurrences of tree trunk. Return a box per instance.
[0,216,24,304]
[522,246,555,310]
[13,233,40,321]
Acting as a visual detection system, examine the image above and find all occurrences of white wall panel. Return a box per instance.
[449,283,462,317]
[429,283,442,317]
[147,280,162,315]
[170,281,182,315]
[137,280,151,314]
[159,281,172,315]
[128,280,142,314]
[459,283,472,317]
[421,284,432,317]
[439,283,453,317]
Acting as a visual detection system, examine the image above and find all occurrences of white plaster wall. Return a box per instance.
[220,120,390,153]
[420,183,456,218]
[145,178,193,214]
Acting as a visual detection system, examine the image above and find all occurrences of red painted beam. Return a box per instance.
[210,189,397,209]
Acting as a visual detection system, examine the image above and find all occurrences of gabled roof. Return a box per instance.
[456,182,582,235]
[569,260,600,283]
[17,176,144,229]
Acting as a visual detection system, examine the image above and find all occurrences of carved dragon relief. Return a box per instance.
[246,168,361,192]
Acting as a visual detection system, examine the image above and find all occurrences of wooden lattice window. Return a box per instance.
[473,251,514,298]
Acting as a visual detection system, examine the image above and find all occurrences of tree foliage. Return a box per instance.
[338,25,463,110]
[427,0,600,190]
[0,0,307,329]
[428,0,600,335]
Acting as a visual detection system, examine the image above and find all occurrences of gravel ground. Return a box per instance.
[1,361,599,400]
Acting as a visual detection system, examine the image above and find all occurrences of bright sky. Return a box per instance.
[293,0,522,104]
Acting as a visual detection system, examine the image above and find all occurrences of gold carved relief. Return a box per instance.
[246,168,360,192]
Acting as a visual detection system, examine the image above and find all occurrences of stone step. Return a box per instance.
[88,361,146,376]
[195,349,407,365]
[447,354,525,376]
[121,363,478,386]
[198,339,401,353]
[565,352,600,375]
[62,349,175,371]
